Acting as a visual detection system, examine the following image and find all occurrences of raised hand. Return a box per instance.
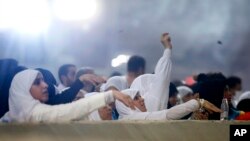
[200,99,222,113]
[161,33,172,49]
[79,74,106,86]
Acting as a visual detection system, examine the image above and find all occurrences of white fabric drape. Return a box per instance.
[116,89,200,120]
[130,48,172,112]
[177,86,193,104]
[104,76,128,91]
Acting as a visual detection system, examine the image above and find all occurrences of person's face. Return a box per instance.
[182,93,194,103]
[98,104,112,120]
[224,88,233,103]
[133,93,147,112]
[30,73,49,103]
[135,68,145,77]
[230,84,242,96]
[235,83,242,91]
[169,94,178,107]
[66,66,76,86]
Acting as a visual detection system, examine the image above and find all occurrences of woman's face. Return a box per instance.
[30,73,49,103]
[133,93,147,112]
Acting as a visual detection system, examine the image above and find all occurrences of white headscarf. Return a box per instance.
[238,91,250,102]
[105,76,128,91]
[8,69,40,122]
[85,92,102,121]
[115,89,141,119]
[177,86,193,104]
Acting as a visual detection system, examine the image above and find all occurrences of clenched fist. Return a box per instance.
[161,33,172,49]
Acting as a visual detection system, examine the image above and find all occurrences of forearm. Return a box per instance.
[165,99,199,120]
[30,91,114,122]
[146,49,172,111]
[46,79,83,105]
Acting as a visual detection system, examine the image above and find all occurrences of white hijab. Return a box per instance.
[238,91,250,102]
[115,89,141,119]
[8,69,41,122]
[177,86,193,104]
[104,76,128,91]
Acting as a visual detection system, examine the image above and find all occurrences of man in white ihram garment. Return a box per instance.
[130,33,172,112]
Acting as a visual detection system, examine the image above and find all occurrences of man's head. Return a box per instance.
[198,72,227,120]
[226,76,242,95]
[127,55,146,77]
[58,64,76,87]
[126,56,146,86]
[76,67,95,92]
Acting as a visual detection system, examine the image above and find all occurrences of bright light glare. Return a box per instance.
[52,0,98,21]
[0,0,51,35]
[111,55,130,68]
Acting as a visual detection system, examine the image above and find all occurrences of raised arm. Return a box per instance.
[144,33,172,112]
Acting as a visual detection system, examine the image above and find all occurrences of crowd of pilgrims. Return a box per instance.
[0,33,249,123]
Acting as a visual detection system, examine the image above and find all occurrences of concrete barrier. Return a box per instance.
[0,121,250,141]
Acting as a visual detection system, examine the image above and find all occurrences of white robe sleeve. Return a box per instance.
[164,99,199,120]
[29,91,114,122]
[144,48,172,112]
[120,110,167,120]
[120,100,199,120]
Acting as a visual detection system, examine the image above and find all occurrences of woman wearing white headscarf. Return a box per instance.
[130,33,172,112]
[116,89,221,120]
[3,69,134,123]
[177,86,194,104]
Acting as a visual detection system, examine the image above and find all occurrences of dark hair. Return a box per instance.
[167,83,178,109]
[58,64,75,83]
[0,65,27,118]
[36,68,58,101]
[226,76,241,89]
[109,71,122,78]
[169,82,178,97]
[36,68,57,86]
[237,99,250,112]
[198,72,227,120]
[75,67,94,79]
[127,56,145,73]
[0,59,18,89]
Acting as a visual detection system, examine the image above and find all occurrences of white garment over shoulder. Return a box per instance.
[116,89,199,120]
[104,76,128,91]
[85,93,102,121]
[131,48,172,112]
[7,69,114,123]
[30,91,113,122]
